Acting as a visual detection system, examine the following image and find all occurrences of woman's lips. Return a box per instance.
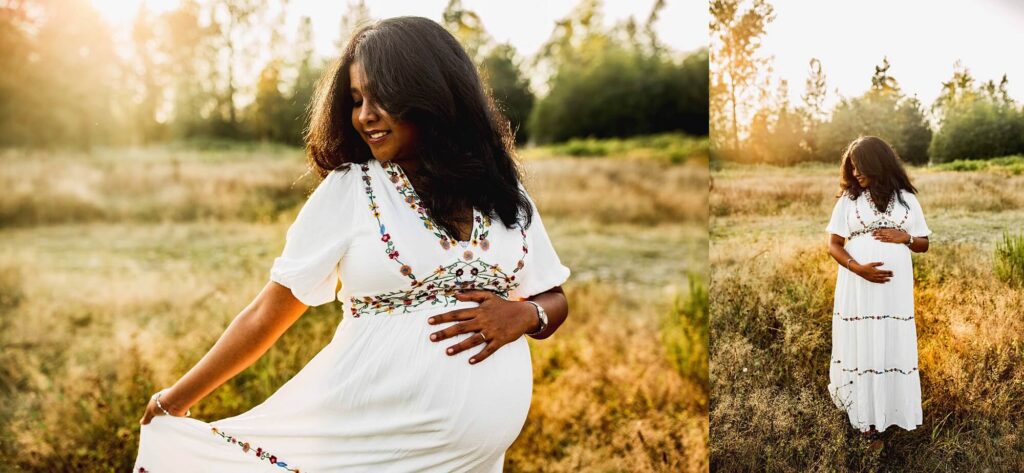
[366,130,390,145]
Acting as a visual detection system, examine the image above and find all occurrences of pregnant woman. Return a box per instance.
[133,17,570,472]
[825,136,931,439]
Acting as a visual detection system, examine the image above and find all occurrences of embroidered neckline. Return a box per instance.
[381,160,491,252]
[355,162,529,317]
[866,191,895,218]
[850,190,908,239]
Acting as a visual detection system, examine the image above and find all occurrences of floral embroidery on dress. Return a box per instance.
[363,163,422,283]
[349,226,529,317]
[210,426,300,472]
[831,359,920,391]
[834,311,914,321]
[849,191,909,239]
[355,161,529,317]
[831,359,918,376]
[381,160,491,251]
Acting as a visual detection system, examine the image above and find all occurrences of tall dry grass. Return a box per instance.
[0,145,709,472]
[710,163,1024,471]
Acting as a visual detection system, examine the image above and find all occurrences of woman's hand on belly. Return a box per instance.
[872,228,911,244]
[851,261,893,284]
[425,290,539,364]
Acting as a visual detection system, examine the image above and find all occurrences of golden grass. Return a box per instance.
[710,163,1024,471]
[0,146,708,472]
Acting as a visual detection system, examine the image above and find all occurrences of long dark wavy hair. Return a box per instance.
[838,135,918,212]
[304,16,532,235]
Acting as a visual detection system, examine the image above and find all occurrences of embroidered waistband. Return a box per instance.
[848,224,908,239]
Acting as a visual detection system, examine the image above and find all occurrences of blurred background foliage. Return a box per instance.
[0,0,708,150]
[710,0,1024,166]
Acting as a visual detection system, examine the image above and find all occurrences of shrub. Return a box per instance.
[662,272,709,388]
[994,231,1024,287]
[929,100,1024,163]
[529,48,708,144]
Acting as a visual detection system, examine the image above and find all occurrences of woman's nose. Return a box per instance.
[359,103,379,126]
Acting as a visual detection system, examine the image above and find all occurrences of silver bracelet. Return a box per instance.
[153,390,191,417]
[524,300,549,337]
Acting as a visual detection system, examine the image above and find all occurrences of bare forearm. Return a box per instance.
[907,236,929,253]
[829,241,857,270]
[163,282,307,413]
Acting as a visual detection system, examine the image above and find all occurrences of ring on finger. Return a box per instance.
[477,331,488,342]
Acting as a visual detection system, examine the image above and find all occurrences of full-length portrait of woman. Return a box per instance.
[826,135,931,440]
[133,16,570,472]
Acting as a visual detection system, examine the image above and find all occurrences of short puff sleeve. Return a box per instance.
[269,167,359,306]
[903,191,932,238]
[509,185,571,300]
[826,192,851,238]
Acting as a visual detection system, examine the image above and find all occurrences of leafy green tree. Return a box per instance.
[29,0,122,148]
[155,0,222,139]
[529,0,707,143]
[745,79,807,164]
[336,0,371,53]
[248,59,288,141]
[442,0,490,64]
[709,0,775,157]
[286,16,320,145]
[816,58,932,164]
[929,63,1024,162]
[800,58,827,159]
[479,44,534,143]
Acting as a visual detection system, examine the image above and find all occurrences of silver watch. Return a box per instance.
[524,301,548,337]
[905,235,914,246]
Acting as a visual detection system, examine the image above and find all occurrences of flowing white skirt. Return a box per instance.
[828,235,923,432]
[133,300,534,472]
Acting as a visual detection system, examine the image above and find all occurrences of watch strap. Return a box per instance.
[524,300,547,336]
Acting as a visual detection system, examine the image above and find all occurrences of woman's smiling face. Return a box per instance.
[349,60,418,163]
[851,160,870,188]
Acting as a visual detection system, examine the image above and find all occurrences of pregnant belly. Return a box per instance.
[845,234,912,273]
[320,303,534,454]
[837,235,916,316]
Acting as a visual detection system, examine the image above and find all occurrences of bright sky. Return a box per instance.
[760,0,1024,111]
[92,0,708,60]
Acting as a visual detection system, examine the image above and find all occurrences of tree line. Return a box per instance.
[0,0,708,150]
[710,0,1024,165]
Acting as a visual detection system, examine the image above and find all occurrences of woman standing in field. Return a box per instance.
[133,17,570,472]
[825,136,931,440]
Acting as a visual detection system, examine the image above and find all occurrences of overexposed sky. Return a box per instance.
[92,0,708,60]
[298,0,708,59]
[761,0,1024,110]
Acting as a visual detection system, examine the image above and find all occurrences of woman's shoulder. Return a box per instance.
[303,163,364,207]
[322,162,365,187]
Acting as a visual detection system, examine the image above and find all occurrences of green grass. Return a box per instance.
[931,155,1024,175]
[523,132,709,164]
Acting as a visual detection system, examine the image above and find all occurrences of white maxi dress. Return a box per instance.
[133,159,571,472]
[826,189,931,433]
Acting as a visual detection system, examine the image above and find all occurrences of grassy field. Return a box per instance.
[709,162,1024,471]
[0,141,709,472]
